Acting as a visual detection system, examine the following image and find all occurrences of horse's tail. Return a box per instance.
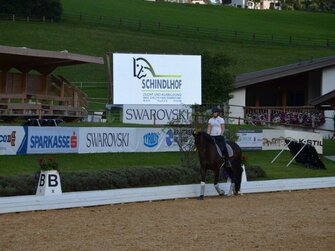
[228,141,243,193]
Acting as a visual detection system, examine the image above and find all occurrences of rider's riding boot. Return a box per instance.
[226,159,232,168]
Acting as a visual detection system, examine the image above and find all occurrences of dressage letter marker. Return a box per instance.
[36,170,62,196]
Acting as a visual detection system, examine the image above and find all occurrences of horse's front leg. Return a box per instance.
[214,169,224,196]
[199,167,206,200]
[227,177,235,196]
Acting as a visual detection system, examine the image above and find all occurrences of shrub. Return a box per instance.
[245,165,267,180]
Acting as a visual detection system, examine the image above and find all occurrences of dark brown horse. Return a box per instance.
[193,131,243,199]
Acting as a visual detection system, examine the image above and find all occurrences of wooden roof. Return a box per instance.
[235,55,335,89]
[310,90,335,110]
[0,45,104,74]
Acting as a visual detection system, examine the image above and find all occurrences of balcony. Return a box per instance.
[244,106,325,128]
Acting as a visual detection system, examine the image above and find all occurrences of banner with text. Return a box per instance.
[123,104,193,125]
[0,126,27,155]
[0,127,324,155]
[113,53,201,105]
[26,127,79,154]
[78,127,189,153]
[262,129,323,154]
[236,130,263,150]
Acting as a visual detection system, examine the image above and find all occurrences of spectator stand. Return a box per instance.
[22,118,63,127]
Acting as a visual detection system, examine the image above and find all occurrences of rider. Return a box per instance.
[207,107,232,168]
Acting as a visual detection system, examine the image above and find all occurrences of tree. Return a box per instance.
[0,0,62,20]
[201,51,236,104]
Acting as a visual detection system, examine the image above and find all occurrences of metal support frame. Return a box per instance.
[271,139,292,164]
[271,139,310,167]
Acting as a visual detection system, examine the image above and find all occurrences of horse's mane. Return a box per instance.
[198,131,214,144]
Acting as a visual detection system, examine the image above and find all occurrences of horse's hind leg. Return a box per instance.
[199,168,206,200]
[214,169,224,196]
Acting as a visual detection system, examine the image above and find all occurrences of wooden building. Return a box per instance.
[0,45,104,122]
[229,55,335,133]
[310,89,335,111]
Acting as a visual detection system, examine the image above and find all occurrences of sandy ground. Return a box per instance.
[0,188,334,251]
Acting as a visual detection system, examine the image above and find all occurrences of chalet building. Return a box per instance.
[0,45,104,122]
[227,0,281,10]
[310,89,335,111]
[229,55,335,136]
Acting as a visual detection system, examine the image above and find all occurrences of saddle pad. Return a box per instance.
[226,144,233,157]
[214,143,234,158]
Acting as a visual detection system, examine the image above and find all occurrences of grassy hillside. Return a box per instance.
[0,0,335,110]
[62,0,335,39]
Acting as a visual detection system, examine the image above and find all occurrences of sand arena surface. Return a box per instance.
[0,188,334,251]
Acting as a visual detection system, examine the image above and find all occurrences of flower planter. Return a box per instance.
[36,170,62,196]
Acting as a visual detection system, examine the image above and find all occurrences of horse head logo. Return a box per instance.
[133,57,156,79]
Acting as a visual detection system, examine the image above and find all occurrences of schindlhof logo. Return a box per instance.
[143,132,159,148]
[133,57,181,79]
[133,57,183,90]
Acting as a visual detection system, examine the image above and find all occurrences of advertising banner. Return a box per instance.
[1,126,323,155]
[79,127,136,153]
[78,127,192,154]
[113,53,201,105]
[26,127,79,154]
[236,130,263,150]
[0,126,27,155]
[262,129,323,154]
[123,104,193,125]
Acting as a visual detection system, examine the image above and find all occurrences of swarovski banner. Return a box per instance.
[0,126,26,155]
[123,104,193,125]
[113,53,202,105]
[262,129,323,154]
[78,127,183,153]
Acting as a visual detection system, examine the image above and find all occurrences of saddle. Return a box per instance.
[214,143,233,158]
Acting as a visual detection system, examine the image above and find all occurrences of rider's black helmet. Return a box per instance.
[211,107,221,114]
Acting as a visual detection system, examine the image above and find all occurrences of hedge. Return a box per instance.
[0,165,266,196]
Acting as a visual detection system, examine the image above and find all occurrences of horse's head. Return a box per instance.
[192,130,214,150]
[192,129,201,141]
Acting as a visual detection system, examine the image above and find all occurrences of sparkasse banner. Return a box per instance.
[27,127,79,154]
[123,104,193,125]
[113,53,201,105]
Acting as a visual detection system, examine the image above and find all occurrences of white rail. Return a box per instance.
[0,177,334,214]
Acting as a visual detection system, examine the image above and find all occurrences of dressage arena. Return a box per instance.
[0,188,334,250]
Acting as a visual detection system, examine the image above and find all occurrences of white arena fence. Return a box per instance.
[0,177,334,214]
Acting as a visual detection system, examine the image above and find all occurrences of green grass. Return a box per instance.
[62,0,335,39]
[0,21,334,111]
[323,138,335,156]
[244,150,335,180]
[0,152,183,176]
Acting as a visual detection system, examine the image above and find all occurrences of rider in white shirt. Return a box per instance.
[207,107,232,168]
